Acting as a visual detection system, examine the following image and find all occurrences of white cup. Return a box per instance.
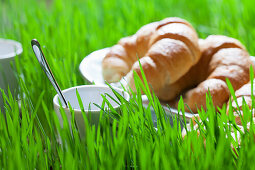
[0,39,23,112]
[53,85,130,138]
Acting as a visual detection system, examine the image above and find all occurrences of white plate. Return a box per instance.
[79,48,255,120]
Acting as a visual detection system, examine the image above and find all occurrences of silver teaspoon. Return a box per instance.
[31,39,68,108]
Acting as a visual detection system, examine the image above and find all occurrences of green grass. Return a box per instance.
[1,0,255,169]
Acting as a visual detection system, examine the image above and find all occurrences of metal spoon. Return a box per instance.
[31,39,68,108]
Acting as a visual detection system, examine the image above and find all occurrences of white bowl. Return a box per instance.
[0,38,22,60]
[0,39,23,112]
[53,85,130,138]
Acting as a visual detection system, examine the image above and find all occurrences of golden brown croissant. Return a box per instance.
[102,21,157,83]
[102,17,201,89]
[181,35,253,112]
[126,22,201,98]
[156,35,249,102]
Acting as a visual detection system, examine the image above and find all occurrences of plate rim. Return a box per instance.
[79,47,110,84]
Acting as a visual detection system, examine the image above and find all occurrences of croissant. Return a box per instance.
[126,22,201,98]
[180,35,253,112]
[227,79,255,125]
[102,17,201,93]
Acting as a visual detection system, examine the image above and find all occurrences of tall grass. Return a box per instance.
[1,0,255,169]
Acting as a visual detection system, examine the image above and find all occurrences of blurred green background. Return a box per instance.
[1,0,255,169]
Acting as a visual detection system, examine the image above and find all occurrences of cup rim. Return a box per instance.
[0,38,23,60]
[53,84,130,112]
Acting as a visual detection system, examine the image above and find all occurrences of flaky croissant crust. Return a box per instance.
[103,17,202,104]
[101,18,254,115]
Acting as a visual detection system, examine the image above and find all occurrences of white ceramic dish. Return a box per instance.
[79,47,255,120]
[53,85,130,138]
[0,38,23,112]
[0,38,23,60]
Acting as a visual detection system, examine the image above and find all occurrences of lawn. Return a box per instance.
[1,0,255,169]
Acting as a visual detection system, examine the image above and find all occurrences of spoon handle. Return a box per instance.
[31,39,68,108]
